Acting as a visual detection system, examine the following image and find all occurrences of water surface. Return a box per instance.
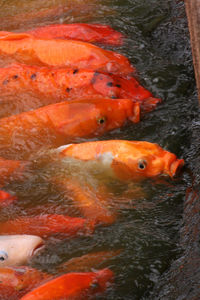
[0,0,198,299]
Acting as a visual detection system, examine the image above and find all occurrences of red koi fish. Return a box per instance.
[58,140,185,181]
[0,266,50,299]
[0,190,17,207]
[20,268,114,300]
[57,249,121,273]
[0,157,29,186]
[55,178,116,225]
[0,214,94,238]
[0,33,134,75]
[5,24,124,46]
[0,98,140,159]
[0,63,159,117]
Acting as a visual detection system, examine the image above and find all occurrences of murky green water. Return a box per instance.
[0,0,198,299]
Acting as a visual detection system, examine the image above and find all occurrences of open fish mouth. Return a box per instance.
[169,159,185,178]
[31,240,45,257]
[140,97,162,113]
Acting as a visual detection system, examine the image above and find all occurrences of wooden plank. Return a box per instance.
[185,0,200,102]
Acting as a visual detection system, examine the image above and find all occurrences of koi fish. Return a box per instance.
[0,157,30,186]
[58,140,185,181]
[0,33,134,75]
[0,190,17,207]
[20,268,114,300]
[0,98,140,159]
[55,178,116,225]
[0,214,94,238]
[0,235,44,267]
[57,249,121,273]
[1,24,124,46]
[0,266,50,299]
[0,1,102,31]
[0,63,159,117]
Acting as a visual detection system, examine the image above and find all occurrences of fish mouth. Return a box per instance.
[140,97,162,113]
[169,159,185,178]
[31,240,45,257]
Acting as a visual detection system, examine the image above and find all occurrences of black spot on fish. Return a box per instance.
[30,73,37,80]
[12,75,19,79]
[107,82,113,87]
[111,95,117,99]
[2,79,9,85]
[73,69,79,75]
[116,84,121,88]
[91,71,100,84]
[66,87,72,93]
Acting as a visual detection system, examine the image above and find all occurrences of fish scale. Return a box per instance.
[0,33,134,75]
[0,98,140,160]
[0,63,160,118]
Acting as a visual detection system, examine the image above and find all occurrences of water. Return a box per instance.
[0,0,198,299]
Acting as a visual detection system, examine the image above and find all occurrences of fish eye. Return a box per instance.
[138,159,147,170]
[97,116,107,125]
[0,251,8,261]
[90,280,99,290]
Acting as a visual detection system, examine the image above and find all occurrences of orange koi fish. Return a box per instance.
[0,190,17,207]
[0,1,101,31]
[58,140,185,181]
[20,268,114,300]
[0,33,134,75]
[17,23,124,45]
[0,266,50,299]
[0,98,140,159]
[0,157,29,186]
[0,214,94,238]
[55,178,116,225]
[57,249,121,273]
[0,63,159,117]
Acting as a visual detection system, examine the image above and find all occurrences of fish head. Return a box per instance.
[0,266,32,289]
[56,98,140,138]
[0,235,44,267]
[111,141,184,180]
[90,268,114,294]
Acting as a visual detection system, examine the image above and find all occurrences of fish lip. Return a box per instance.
[169,159,185,178]
[140,97,162,113]
[31,241,45,257]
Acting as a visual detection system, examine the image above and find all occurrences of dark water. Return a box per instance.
[0,0,198,299]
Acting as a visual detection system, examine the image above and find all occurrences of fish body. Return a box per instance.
[0,98,140,159]
[0,190,17,207]
[58,249,121,273]
[20,268,114,300]
[0,235,44,267]
[0,34,134,75]
[0,63,158,117]
[0,266,50,297]
[59,140,185,181]
[0,157,29,186]
[56,178,116,225]
[0,214,94,238]
[24,23,124,45]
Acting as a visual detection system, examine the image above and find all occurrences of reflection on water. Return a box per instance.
[0,0,198,299]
